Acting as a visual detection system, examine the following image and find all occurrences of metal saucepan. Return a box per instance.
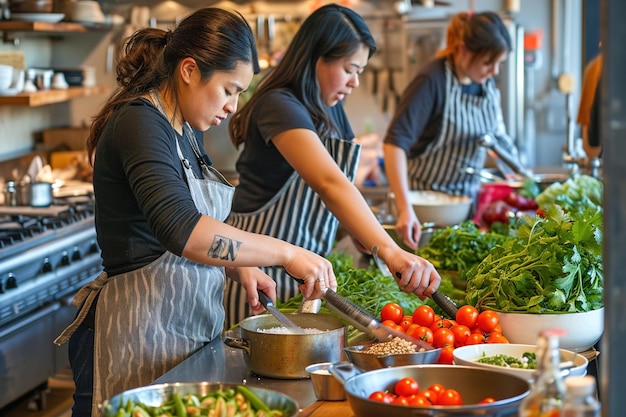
[223,313,346,379]
[329,362,530,417]
[344,344,442,371]
[100,382,299,417]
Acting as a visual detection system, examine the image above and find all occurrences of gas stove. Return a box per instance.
[0,197,103,410]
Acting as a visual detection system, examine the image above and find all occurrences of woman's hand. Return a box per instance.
[282,247,337,300]
[380,245,440,298]
[395,207,422,250]
[228,267,277,316]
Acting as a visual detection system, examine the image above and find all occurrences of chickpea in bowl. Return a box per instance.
[344,337,442,371]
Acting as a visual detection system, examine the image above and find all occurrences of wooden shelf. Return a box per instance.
[0,85,110,106]
[0,20,114,33]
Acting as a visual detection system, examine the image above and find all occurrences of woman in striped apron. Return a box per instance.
[225,4,442,328]
[54,9,336,417]
[384,11,526,250]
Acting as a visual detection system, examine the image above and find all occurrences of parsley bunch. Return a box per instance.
[465,205,603,313]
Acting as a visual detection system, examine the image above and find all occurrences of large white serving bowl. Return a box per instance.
[453,343,588,382]
[496,308,604,352]
[407,190,472,226]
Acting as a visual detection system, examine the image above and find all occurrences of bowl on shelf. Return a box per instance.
[453,343,588,382]
[496,308,604,352]
[8,0,53,13]
[0,65,14,90]
[406,190,472,227]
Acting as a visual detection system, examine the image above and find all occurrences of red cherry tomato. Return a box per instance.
[433,327,455,348]
[399,315,413,330]
[479,397,496,404]
[450,324,471,347]
[381,302,404,324]
[394,377,420,397]
[466,333,487,345]
[428,384,446,396]
[487,333,510,344]
[392,396,410,406]
[408,395,431,406]
[455,305,479,329]
[420,389,438,405]
[477,310,499,333]
[437,345,455,365]
[368,391,387,402]
[437,388,463,406]
[412,305,435,327]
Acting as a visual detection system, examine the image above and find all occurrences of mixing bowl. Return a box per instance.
[496,308,604,352]
[407,190,472,227]
[344,344,442,371]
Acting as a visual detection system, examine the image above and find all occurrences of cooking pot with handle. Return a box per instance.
[329,362,530,417]
[223,313,346,379]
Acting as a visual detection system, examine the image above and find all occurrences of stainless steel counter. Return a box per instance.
[151,333,318,410]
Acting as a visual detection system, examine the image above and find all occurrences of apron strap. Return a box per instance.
[53,271,108,346]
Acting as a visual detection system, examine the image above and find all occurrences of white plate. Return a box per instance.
[11,13,66,23]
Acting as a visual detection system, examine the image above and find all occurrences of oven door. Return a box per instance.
[0,302,70,409]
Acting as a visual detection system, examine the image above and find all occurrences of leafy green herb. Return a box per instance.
[416,221,511,280]
[465,204,603,313]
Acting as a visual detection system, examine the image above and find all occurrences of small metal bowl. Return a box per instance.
[344,344,442,371]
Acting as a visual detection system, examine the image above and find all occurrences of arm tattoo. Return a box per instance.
[208,235,242,261]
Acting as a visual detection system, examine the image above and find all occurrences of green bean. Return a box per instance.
[236,386,271,415]
[172,393,187,417]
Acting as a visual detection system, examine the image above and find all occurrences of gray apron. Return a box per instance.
[55,99,233,416]
[407,60,511,200]
[224,136,361,328]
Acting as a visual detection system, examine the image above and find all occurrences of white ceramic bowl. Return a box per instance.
[0,67,13,90]
[453,343,588,382]
[407,190,472,226]
[496,308,604,352]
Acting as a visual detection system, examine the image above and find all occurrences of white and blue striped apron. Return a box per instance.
[55,98,233,416]
[408,61,510,200]
[224,136,361,328]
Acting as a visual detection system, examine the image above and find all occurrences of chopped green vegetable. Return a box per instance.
[477,352,537,369]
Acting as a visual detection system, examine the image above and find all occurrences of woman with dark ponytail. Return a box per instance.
[56,8,337,416]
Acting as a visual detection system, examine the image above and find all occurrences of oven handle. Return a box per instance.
[0,302,61,339]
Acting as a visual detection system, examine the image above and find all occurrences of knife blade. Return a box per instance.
[257,290,306,334]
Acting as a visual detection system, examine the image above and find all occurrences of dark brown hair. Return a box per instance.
[86,7,259,160]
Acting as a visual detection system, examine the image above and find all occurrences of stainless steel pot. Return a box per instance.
[16,181,53,207]
[223,313,346,379]
[100,382,299,417]
[329,362,530,417]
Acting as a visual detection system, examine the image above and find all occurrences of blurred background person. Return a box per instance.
[383,11,525,249]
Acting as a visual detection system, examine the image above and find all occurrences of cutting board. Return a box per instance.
[299,400,355,417]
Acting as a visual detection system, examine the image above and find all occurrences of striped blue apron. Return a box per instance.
[55,104,233,416]
[224,136,361,328]
[408,61,510,200]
